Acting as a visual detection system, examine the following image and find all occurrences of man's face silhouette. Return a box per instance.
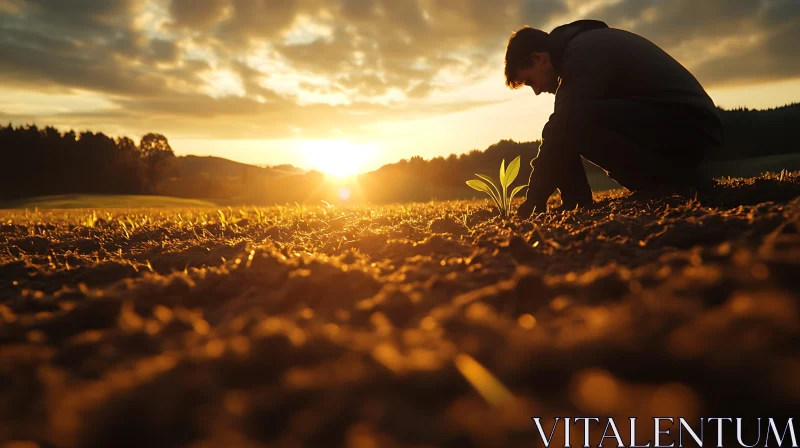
[515,52,559,96]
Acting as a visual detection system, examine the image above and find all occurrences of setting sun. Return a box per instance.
[300,139,377,178]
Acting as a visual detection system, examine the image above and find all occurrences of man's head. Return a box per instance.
[504,26,559,95]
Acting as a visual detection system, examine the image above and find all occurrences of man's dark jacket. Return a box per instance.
[525,20,724,209]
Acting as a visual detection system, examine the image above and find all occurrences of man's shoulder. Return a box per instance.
[561,27,656,75]
[569,27,646,49]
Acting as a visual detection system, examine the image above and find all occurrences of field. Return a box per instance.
[0,194,218,210]
[1,173,800,447]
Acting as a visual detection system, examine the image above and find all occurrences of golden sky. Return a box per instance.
[1,0,799,174]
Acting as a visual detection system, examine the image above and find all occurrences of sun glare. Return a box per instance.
[300,139,376,178]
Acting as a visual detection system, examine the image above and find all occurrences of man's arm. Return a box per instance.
[518,48,612,217]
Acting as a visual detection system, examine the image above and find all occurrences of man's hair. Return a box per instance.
[504,26,549,89]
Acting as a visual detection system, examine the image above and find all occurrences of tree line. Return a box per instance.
[707,103,800,160]
[1,102,798,203]
[0,124,175,200]
[352,103,800,203]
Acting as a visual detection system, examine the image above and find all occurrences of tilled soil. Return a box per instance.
[1,173,799,448]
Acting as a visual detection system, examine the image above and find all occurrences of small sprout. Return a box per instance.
[217,209,228,229]
[466,155,527,218]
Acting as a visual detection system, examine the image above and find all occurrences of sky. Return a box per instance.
[1,0,799,175]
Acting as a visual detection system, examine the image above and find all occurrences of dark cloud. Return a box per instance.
[230,60,281,100]
[0,0,208,98]
[0,25,79,54]
[691,21,800,86]
[28,0,140,23]
[759,0,800,28]
[148,39,181,63]
[29,0,136,16]
[216,0,298,43]
[0,28,169,96]
[23,0,143,38]
[627,1,760,48]
[588,0,800,87]
[520,0,569,28]
[169,0,228,28]
[338,0,379,21]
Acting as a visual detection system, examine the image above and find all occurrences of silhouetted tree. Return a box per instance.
[116,136,137,153]
[139,133,175,193]
[0,125,152,199]
[115,136,146,194]
[710,104,800,160]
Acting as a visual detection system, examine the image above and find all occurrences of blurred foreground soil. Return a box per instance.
[1,173,799,447]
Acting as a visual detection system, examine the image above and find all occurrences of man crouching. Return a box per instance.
[506,20,725,218]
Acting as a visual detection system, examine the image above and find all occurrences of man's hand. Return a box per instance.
[516,199,544,220]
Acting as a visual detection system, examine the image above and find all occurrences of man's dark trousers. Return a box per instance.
[519,98,724,216]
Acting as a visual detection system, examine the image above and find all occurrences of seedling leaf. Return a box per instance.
[475,174,504,206]
[467,179,502,210]
[505,156,521,186]
[509,184,527,203]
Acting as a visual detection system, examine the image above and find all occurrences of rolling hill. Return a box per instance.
[174,155,306,179]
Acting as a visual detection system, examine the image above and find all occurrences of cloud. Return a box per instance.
[148,38,181,63]
[169,0,228,28]
[0,0,523,138]
[614,0,761,48]
[24,0,145,38]
[0,94,500,142]
[0,0,798,141]
[0,28,169,96]
[588,0,800,87]
[691,20,800,87]
[521,0,570,29]
[692,0,800,86]
[0,0,183,95]
[217,0,299,43]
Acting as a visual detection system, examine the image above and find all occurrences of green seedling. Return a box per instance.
[466,155,527,218]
